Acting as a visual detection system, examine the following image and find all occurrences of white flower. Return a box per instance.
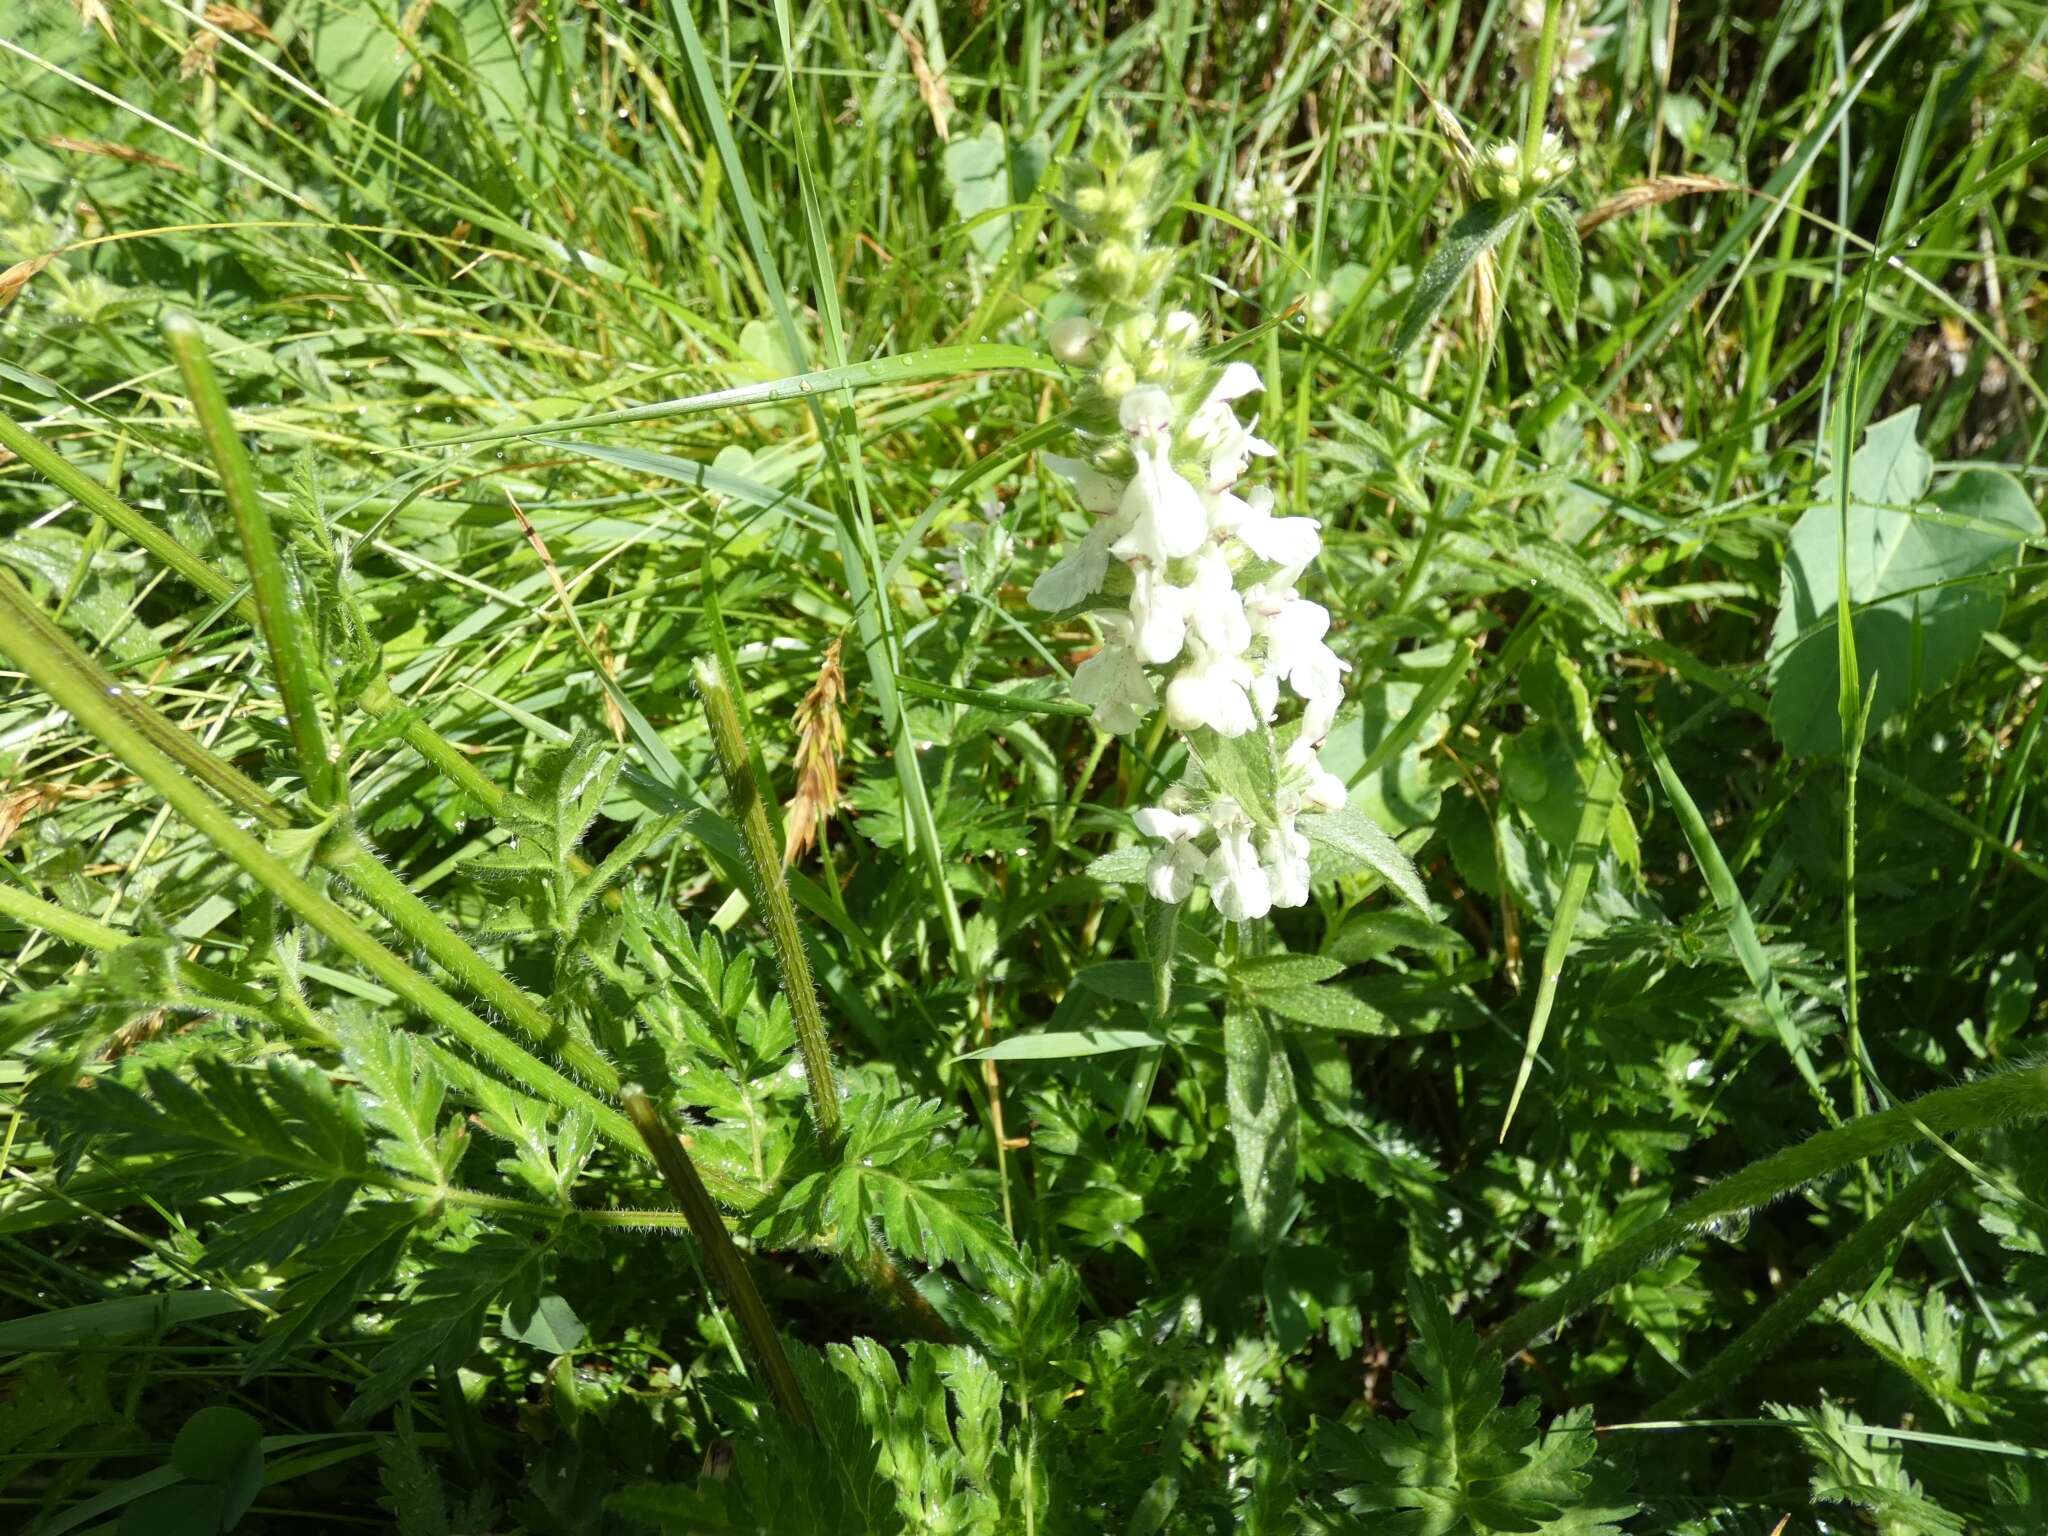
[1165,637,1258,737]
[1070,616,1156,735]
[1261,821,1312,909]
[1205,799,1272,921]
[1299,689,1339,749]
[1112,387,1206,565]
[1130,564,1193,664]
[1028,519,1117,611]
[1135,805,1206,903]
[1185,546,1251,657]
[1248,584,1347,704]
[1227,485,1321,572]
[1187,363,1275,491]
[1285,737,1349,812]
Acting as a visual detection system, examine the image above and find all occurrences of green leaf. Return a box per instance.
[1233,954,1348,991]
[1773,1400,1967,1535]
[1316,1285,1631,1533]
[1225,1005,1298,1251]
[1497,528,1627,634]
[1767,408,2042,755]
[502,1292,587,1355]
[1187,726,1280,826]
[1084,845,1152,885]
[0,1291,248,1354]
[1300,805,1431,912]
[1394,199,1519,356]
[1255,984,1390,1035]
[956,1028,1170,1062]
[1533,197,1582,326]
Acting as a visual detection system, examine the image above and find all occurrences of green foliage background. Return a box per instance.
[0,0,2044,1530]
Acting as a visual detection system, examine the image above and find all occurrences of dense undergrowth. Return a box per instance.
[1,0,2045,1530]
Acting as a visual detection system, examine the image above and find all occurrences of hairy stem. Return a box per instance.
[695,654,842,1143]
[622,1087,812,1427]
[1649,1155,1968,1418]
[1490,1062,2048,1357]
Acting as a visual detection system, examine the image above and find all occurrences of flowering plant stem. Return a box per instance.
[623,1087,812,1426]
[0,407,525,822]
[1489,1063,2048,1356]
[695,649,844,1144]
[1395,0,1566,613]
[0,570,758,1219]
[1648,1155,1968,1417]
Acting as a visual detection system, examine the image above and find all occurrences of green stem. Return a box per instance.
[1489,1061,2048,1357]
[0,571,642,1163]
[622,1087,812,1427]
[323,834,621,1094]
[163,313,341,810]
[695,655,842,1143]
[0,407,515,822]
[1648,1156,1967,1418]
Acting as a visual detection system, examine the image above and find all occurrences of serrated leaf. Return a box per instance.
[1226,1005,1297,1251]
[1301,806,1430,912]
[1187,726,1281,826]
[1533,197,1582,326]
[1395,199,1519,356]
[1498,529,1628,634]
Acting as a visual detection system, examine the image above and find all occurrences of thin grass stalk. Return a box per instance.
[622,1087,812,1427]
[1649,1156,1968,1418]
[0,408,517,819]
[0,571,647,1159]
[694,653,842,1143]
[162,313,340,809]
[1488,1060,2048,1356]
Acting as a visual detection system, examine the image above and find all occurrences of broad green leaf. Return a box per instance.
[1533,197,1583,326]
[170,1405,263,1528]
[1767,408,2041,755]
[1394,199,1519,356]
[1232,954,1348,991]
[1085,845,1152,885]
[1256,984,1389,1035]
[1187,726,1280,826]
[502,1292,587,1355]
[1301,805,1431,913]
[1226,1005,1298,1251]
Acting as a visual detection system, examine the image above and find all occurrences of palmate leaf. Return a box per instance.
[748,1095,1018,1278]
[1770,1400,1967,1536]
[1314,1285,1631,1535]
[352,1230,551,1418]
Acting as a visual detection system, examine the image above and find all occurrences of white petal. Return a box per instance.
[1135,806,1204,843]
[1187,548,1250,657]
[1238,511,1322,571]
[1206,361,1264,405]
[1118,385,1176,439]
[1130,566,1192,665]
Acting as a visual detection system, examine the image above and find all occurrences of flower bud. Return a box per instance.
[1049,316,1100,365]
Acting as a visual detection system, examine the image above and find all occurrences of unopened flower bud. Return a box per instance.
[1049,316,1099,364]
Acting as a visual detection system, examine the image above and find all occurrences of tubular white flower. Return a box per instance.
[1185,547,1251,657]
[1229,485,1321,573]
[1165,637,1258,737]
[1130,564,1193,664]
[1261,821,1313,910]
[1135,805,1207,903]
[1206,799,1273,922]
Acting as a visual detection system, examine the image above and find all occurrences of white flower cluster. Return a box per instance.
[1025,124,1353,920]
[1029,357,1345,745]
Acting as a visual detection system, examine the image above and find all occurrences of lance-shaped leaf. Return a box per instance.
[1394,199,1519,356]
